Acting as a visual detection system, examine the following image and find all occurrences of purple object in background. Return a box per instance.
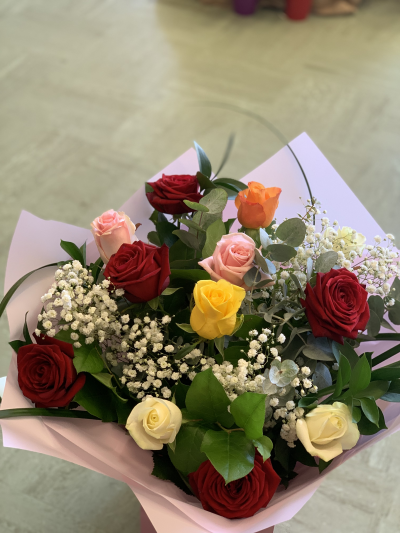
[234,0,257,15]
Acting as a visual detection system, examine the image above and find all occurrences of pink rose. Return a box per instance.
[199,233,269,290]
[91,210,137,263]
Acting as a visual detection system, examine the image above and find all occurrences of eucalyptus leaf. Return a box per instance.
[198,188,228,215]
[243,267,262,287]
[275,218,307,247]
[266,244,296,263]
[388,300,400,325]
[202,219,226,258]
[367,309,381,338]
[260,228,273,249]
[183,200,209,213]
[368,295,385,321]
[313,363,333,390]
[314,251,338,273]
[254,249,272,274]
[179,219,206,233]
[172,230,200,250]
[194,141,212,178]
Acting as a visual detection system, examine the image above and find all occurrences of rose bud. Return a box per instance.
[91,210,137,263]
[235,181,281,230]
[104,241,170,303]
[300,268,370,344]
[146,174,203,215]
[189,453,280,519]
[190,279,245,340]
[296,402,360,462]
[17,334,86,408]
[126,397,182,450]
[199,233,271,290]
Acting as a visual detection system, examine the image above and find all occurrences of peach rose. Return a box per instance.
[199,233,267,290]
[91,210,137,263]
[235,182,281,230]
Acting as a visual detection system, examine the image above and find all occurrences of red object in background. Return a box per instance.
[286,0,312,20]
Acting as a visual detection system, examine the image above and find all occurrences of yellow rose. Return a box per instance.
[324,226,366,258]
[296,402,360,462]
[190,279,245,340]
[126,397,182,450]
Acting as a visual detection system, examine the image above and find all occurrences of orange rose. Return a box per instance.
[235,182,281,229]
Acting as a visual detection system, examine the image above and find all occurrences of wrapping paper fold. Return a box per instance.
[1,133,400,533]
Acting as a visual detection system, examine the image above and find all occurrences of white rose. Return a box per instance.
[296,402,360,462]
[126,397,182,450]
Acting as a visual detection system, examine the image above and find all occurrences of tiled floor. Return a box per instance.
[1,0,400,531]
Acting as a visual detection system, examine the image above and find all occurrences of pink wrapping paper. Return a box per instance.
[1,133,400,533]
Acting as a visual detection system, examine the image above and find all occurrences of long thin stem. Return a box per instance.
[0,408,100,420]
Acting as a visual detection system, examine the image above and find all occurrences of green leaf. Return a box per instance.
[298,396,318,408]
[147,296,159,310]
[23,312,32,344]
[151,448,193,495]
[371,363,400,381]
[381,379,400,402]
[213,177,247,192]
[349,355,371,394]
[174,342,199,361]
[334,354,352,397]
[388,300,400,325]
[358,407,387,435]
[73,343,104,374]
[388,277,400,301]
[183,200,209,213]
[179,219,206,233]
[315,251,338,273]
[202,219,226,259]
[266,244,296,262]
[177,323,195,334]
[90,257,104,283]
[148,231,161,246]
[168,425,208,475]
[196,172,216,191]
[9,340,26,353]
[0,262,58,320]
[145,182,154,193]
[198,188,228,215]
[168,239,196,263]
[0,407,99,421]
[80,241,87,267]
[162,287,181,296]
[185,367,234,427]
[213,133,235,177]
[74,374,117,422]
[275,218,307,247]
[214,336,225,357]
[354,380,389,400]
[368,295,385,322]
[340,342,360,369]
[172,230,200,250]
[367,309,381,338]
[319,458,333,474]
[169,269,210,284]
[224,218,236,233]
[173,380,190,409]
[243,267,262,287]
[194,142,212,178]
[157,221,179,248]
[260,228,273,250]
[92,372,127,402]
[253,436,273,462]
[60,240,85,265]
[201,429,255,484]
[254,249,272,274]
[360,397,379,426]
[223,343,248,367]
[230,392,266,440]
[234,315,265,339]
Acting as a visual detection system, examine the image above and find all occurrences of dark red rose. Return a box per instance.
[301,268,370,344]
[104,241,170,303]
[17,334,86,408]
[146,174,203,215]
[188,453,280,519]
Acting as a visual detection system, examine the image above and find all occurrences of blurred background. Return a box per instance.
[0,0,400,531]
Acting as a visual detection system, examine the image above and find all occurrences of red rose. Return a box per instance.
[104,241,170,303]
[188,454,280,519]
[17,334,86,408]
[301,268,370,344]
[146,174,203,215]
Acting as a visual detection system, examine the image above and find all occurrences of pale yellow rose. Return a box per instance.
[190,279,245,340]
[126,397,182,450]
[324,226,366,258]
[296,402,360,462]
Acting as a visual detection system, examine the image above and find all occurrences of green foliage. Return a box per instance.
[157,221,179,248]
[314,251,338,273]
[340,342,360,369]
[183,200,209,212]
[202,219,226,258]
[151,448,193,495]
[168,424,208,475]
[74,374,118,422]
[148,231,161,246]
[349,355,371,394]
[194,142,212,178]
[176,323,195,334]
[357,407,387,435]
[173,380,190,409]
[0,407,99,421]
[253,436,273,462]
[354,380,389,400]
[89,257,104,283]
[92,372,127,402]
[388,300,400,325]
[185,368,234,427]
[318,458,333,474]
[9,340,26,353]
[234,315,266,339]
[174,342,200,361]
[169,239,196,264]
[60,240,86,265]
[172,229,199,250]
[169,269,210,284]
[230,392,266,440]
[381,379,400,402]
[223,342,248,367]
[147,296,159,310]
[367,310,381,337]
[334,354,352,397]
[199,188,228,215]
[201,430,255,484]
[23,312,32,344]
[275,218,307,247]
[359,397,379,426]
[266,244,297,263]
[73,343,104,374]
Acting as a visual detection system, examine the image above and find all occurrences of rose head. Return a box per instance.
[17,334,86,408]
[146,174,203,215]
[188,453,281,519]
[190,279,245,340]
[199,233,271,290]
[104,241,170,303]
[91,209,136,263]
[235,181,281,230]
[301,268,370,344]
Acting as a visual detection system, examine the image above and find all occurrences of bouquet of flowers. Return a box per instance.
[2,135,400,530]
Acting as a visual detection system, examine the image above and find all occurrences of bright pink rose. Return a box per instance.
[199,233,270,290]
[91,210,137,263]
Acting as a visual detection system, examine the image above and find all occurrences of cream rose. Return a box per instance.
[296,402,360,462]
[198,233,271,290]
[91,209,137,263]
[126,397,182,450]
[324,226,366,258]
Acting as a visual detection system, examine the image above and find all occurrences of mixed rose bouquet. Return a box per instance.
[2,142,400,522]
